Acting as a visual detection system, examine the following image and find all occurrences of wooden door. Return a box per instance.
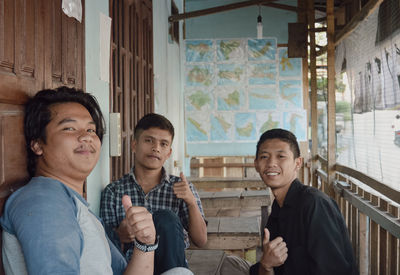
[0,1,84,272]
[110,0,153,180]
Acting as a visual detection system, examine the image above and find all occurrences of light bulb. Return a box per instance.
[257,15,263,39]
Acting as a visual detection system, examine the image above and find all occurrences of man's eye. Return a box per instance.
[161,142,168,147]
[87,129,96,133]
[260,155,268,159]
[63,127,74,131]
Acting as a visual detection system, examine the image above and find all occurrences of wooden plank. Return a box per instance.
[190,178,266,190]
[326,0,336,199]
[370,194,379,275]
[186,250,226,275]
[335,164,400,204]
[202,235,260,250]
[359,212,368,275]
[379,199,388,275]
[191,162,255,168]
[334,0,383,45]
[388,204,399,275]
[206,217,220,234]
[219,217,260,234]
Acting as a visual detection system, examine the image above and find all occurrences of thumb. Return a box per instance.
[180,172,187,182]
[263,228,270,245]
[122,195,132,212]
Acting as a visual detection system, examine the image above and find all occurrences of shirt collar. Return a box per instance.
[282,178,302,207]
[129,166,170,185]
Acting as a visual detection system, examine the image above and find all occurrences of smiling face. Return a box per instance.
[132,127,172,171]
[31,102,101,189]
[254,138,302,199]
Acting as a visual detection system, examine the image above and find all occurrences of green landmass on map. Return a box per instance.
[187,43,211,57]
[219,40,240,60]
[236,122,253,137]
[250,91,274,100]
[216,116,231,132]
[188,117,207,136]
[289,114,302,132]
[280,55,293,71]
[188,66,212,86]
[260,114,279,133]
[251,66,274,79]
[224,90,240,106]
[189,90,211,110]
[249,41,272,58]
[280,85,297,104]
[218,67,243,81]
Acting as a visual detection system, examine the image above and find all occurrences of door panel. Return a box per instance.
[110,0,153,180]
[0,1,85,272]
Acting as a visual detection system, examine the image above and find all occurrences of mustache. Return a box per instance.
[73,144,97,153]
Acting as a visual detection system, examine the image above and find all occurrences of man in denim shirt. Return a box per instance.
[0,87,156,275]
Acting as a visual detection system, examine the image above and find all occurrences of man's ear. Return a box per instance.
[295,157,303,170]
[254,158,260,173]
[30,140,43,156]
[131,139,136,152]
[166,147,172,159]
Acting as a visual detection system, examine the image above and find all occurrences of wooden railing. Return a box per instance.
[315,155,400,275]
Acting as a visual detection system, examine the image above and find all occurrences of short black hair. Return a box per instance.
[134,113,174,141]
[24,86,105,177]
[255,128,300,159]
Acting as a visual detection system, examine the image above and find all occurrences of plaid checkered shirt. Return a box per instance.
[100,167,205,261]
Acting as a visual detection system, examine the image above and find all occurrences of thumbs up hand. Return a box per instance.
[260,228,288,272]
[122,195,156,245]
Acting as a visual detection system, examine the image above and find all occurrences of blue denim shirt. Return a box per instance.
[0,177,127,275]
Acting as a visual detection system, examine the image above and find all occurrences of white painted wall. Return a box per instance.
[153,0,186,176]
[85,0,110,215]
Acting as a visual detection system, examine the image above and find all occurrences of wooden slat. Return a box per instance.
[388,204,399,275]
[379,198,388,275]
[191,162,255,168]
[335,164,400,204]
[370,194,379,275]
[190,178,265,190]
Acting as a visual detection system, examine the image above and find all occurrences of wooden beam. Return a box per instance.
[335,0,383,45]
[335,164,400,204]
[262,2,298,12]
[309,27,327,32]
[169,0,278,22]
[326,0,336,197]
[309,0,318,188]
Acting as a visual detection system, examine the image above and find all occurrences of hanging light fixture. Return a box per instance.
[257,4,263,39]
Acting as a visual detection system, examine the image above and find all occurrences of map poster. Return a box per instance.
[185,39,305,156]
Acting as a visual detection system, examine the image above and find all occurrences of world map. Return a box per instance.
[184,38,304,156]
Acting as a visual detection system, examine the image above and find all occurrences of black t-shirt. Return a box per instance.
[250,179,358,275]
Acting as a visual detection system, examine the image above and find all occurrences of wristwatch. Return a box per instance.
[134,236,159,252]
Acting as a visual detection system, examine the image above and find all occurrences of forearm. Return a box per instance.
[187,203,207,247]
[123,248,154,275]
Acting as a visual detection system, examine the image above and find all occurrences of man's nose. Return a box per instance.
[152,143,160,152]
[78,130,93,142]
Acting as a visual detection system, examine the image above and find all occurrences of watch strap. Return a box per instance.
[134,236,159,252]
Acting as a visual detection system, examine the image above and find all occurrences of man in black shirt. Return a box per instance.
[221,129,358,275]
[251,128,358,275]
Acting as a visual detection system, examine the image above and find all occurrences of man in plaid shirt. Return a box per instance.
[100,113,207,275]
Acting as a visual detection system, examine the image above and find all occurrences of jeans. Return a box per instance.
[153,209,188,275]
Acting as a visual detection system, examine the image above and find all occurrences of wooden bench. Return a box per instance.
[199,189,270,209]
[186,250,226,275]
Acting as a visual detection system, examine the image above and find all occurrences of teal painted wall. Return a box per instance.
[185,0,297,43]
[85,0,110,215]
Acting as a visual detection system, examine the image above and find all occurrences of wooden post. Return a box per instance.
[326,0,336,198]
[308,0,318,189]
[388,204,399,275]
